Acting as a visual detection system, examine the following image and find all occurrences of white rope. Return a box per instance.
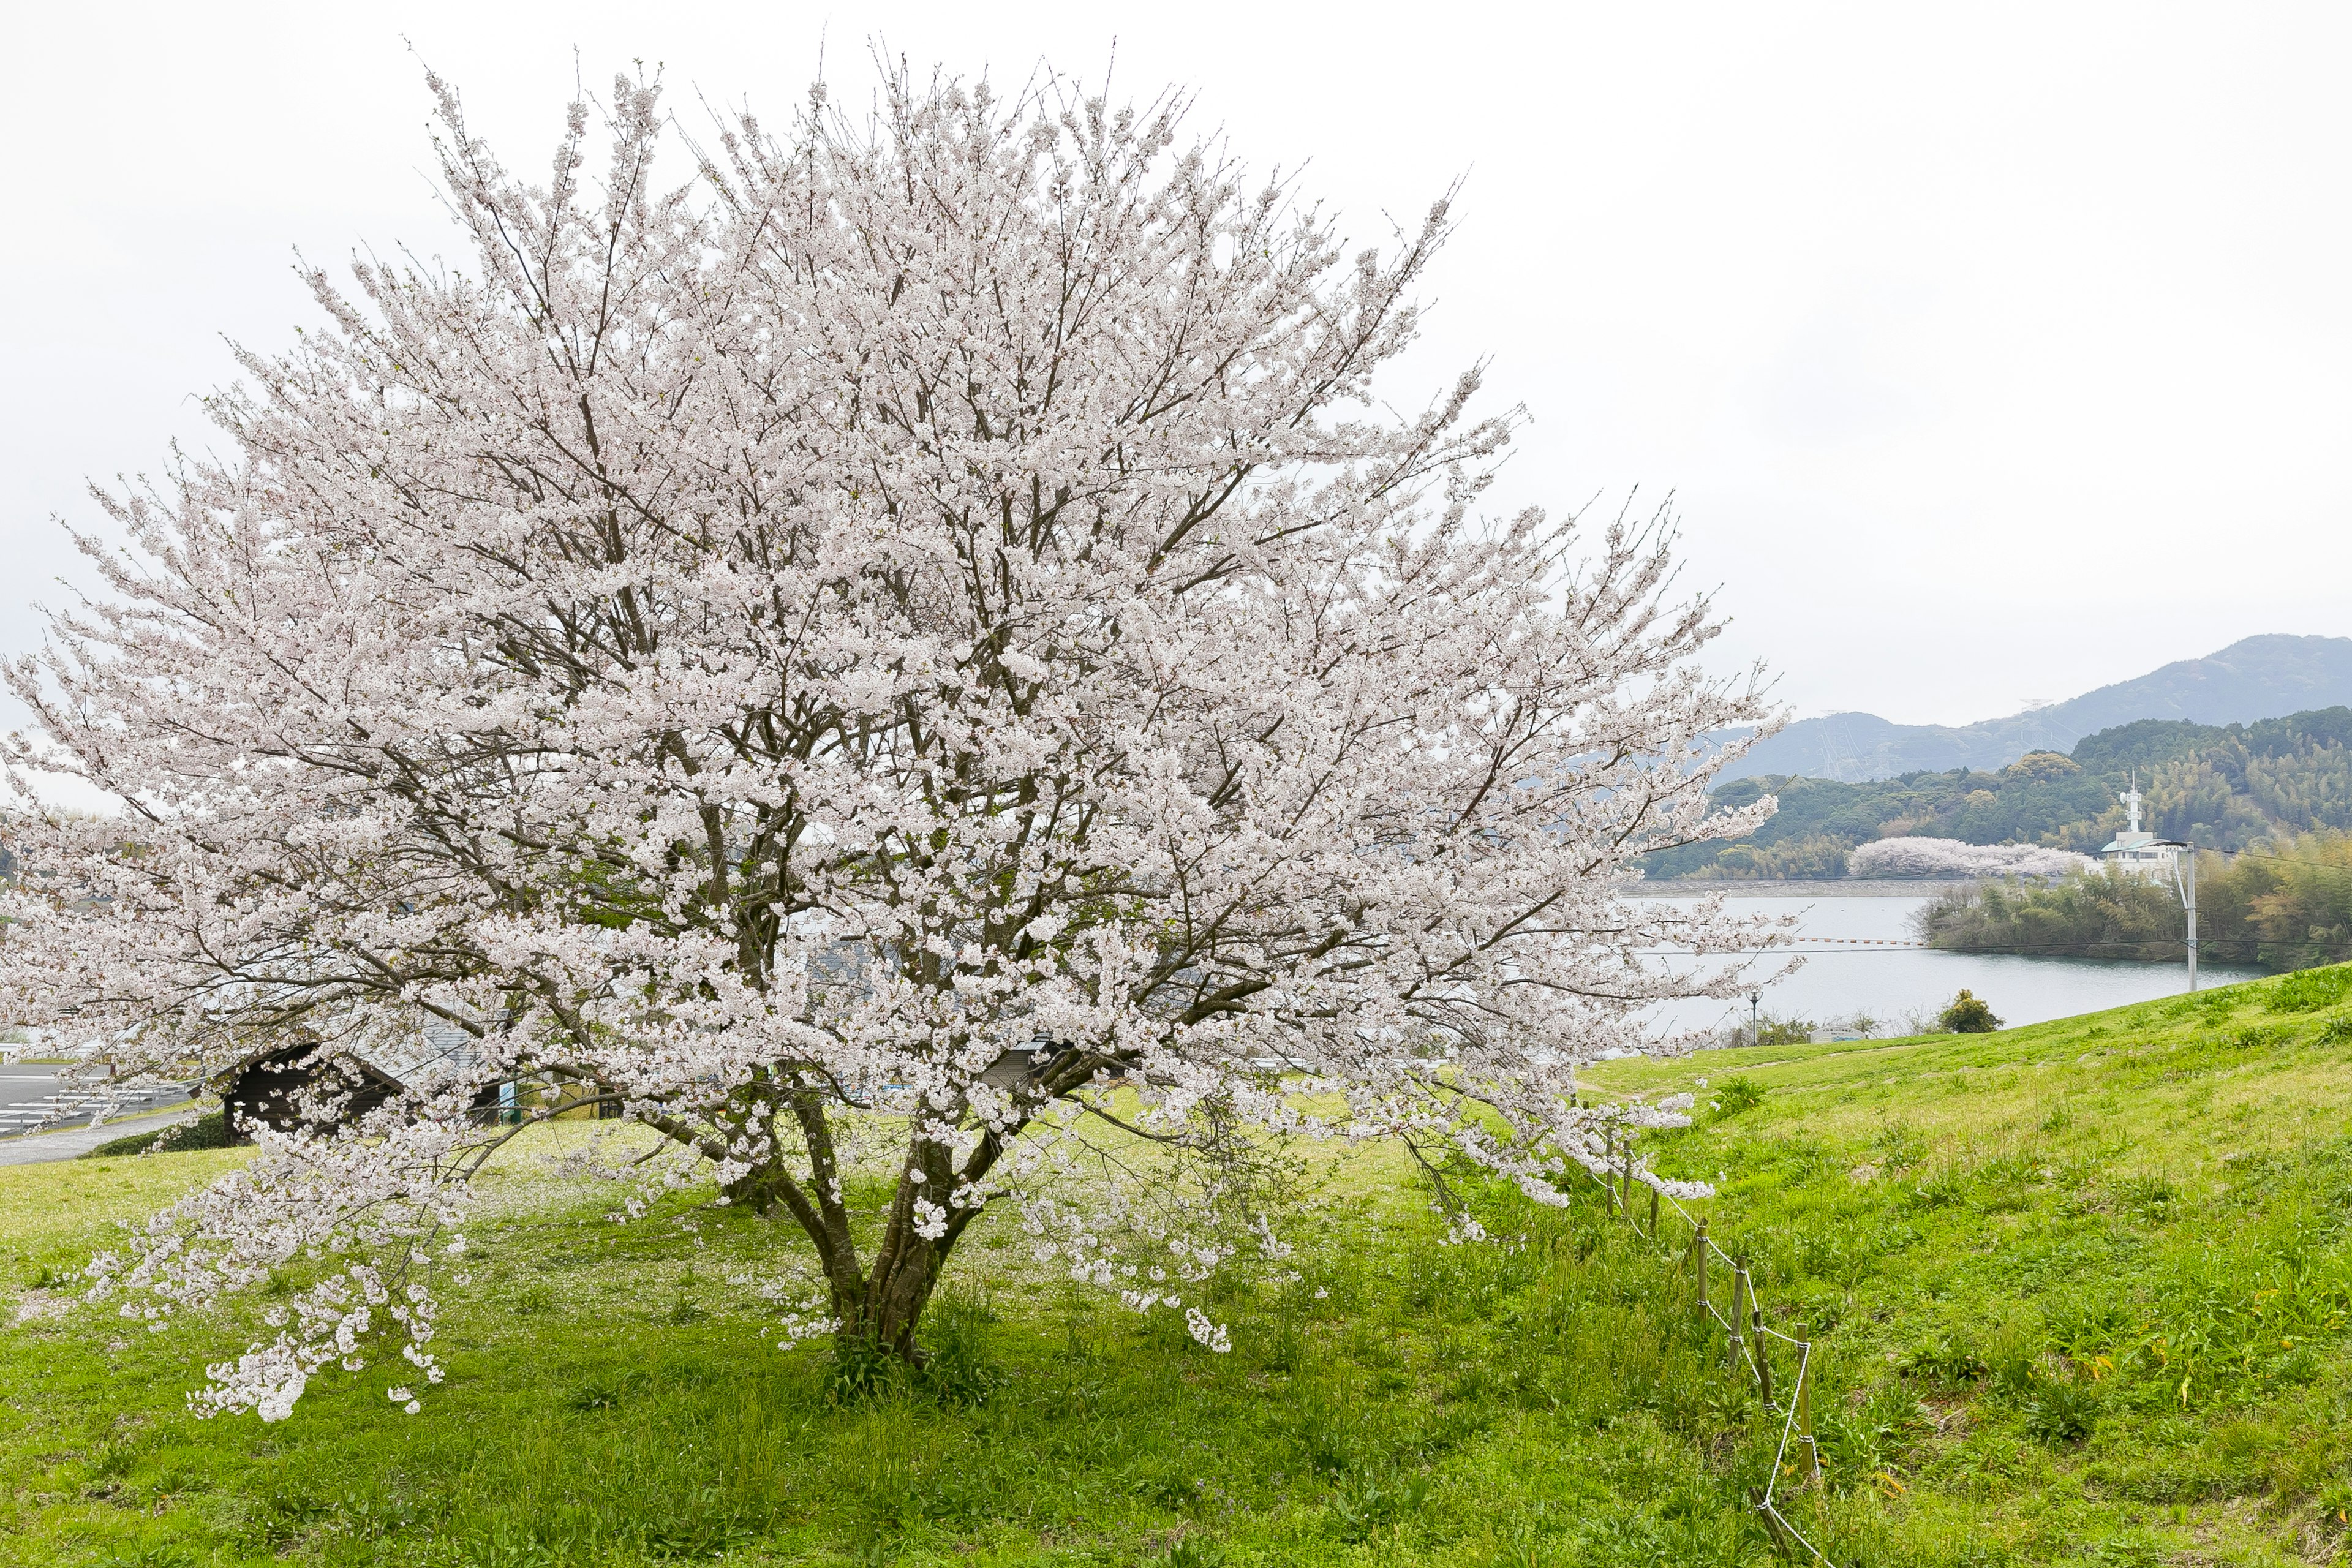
[1564,1153,1841,1564]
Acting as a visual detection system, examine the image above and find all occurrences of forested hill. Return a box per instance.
[1712,633,2352,783]
[1647,705,2352,880]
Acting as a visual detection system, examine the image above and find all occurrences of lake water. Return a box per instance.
[1628,884,2263,1039]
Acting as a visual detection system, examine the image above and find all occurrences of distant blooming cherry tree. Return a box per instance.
[1847,837,2092,880]
[0,65,1778,1419]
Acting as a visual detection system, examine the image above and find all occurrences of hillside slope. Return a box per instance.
[1719,634,2352,783]
[1591,964,2352,1566]
[2,970,2350,1565]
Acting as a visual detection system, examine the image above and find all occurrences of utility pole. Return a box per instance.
[2182,841,2198,993]
[2160,838,2198,992]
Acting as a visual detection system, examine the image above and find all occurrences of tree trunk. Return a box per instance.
[840,1227,951,1362]
[771,1083,1041,1364]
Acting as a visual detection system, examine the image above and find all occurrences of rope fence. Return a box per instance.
[1583,1114,1839,1565]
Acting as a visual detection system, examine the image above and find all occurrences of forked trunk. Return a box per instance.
[725,1087,1015,1363]
[837,1226,951,1362]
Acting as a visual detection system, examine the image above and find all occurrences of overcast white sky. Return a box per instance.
[5,1,2346,731]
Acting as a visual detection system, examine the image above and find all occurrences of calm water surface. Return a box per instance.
[1632,891,2261,1039]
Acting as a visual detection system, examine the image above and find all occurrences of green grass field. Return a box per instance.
[4,965,2351,1566]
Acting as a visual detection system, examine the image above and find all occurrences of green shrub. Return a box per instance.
[1938,990,2003,1033]
[82,1110,233,1159]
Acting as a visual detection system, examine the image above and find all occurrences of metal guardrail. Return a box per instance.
[1587,1123,1838,1564]
[0,1084,195,1139]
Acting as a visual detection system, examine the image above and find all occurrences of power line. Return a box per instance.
[2204,845,2352,878]
[1660,940,2231,957]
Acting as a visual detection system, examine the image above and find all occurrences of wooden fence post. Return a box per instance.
[1648,1185,1660,1237]
[1794,1330,1810,1432]
[1694,1218,1709,1316]
[1730,1261,1750,1370]
[1751,1299,1774,1408]
[1795,1327,1822,1487]
[1603,1126,1616,1215]
[1753,1491,1795,1558]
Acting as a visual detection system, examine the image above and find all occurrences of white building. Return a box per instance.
[2101,784,2182,880]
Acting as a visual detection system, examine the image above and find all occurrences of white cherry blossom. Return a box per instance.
[1,62,1777,1417]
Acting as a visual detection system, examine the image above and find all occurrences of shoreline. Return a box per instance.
[1619,878,1975,899]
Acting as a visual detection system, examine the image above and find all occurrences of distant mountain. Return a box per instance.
[1642,703,2352,880]
[1716,635,2352,783]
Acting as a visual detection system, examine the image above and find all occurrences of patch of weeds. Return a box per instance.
[1261,1314,1306,1374]
[1983,1328,2044,1402]
[567,1370,650,1412]
[1905,1332,1988,1385]
[641,1515,760,1556]
[1874,1123,1928,1171]
[665,1264,706,1324]
[1816,1383,1929,1488]
[250,1489,334,1550]
[2090,1531,2164,1567]
[2024,1380,2100,1445]
[1905,1166,1973,1212]
[2194,990,2241,1021]
[1295,1393,1365,1478]
[916,1291,1006,1408]
[1157,1537,1227,1568]
[2318,1013,2352,1046]
[826,1334,912,1406]
[2116,1172,2179,1218]
[336,1492,421,1539]
[1325,1464,1430,1542]
[2043,1293,2133,1362]
[2268,963,2352,1014]
[1710,1077,1767,1117]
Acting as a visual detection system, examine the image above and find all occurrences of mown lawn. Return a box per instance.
[3,963,2351,1566]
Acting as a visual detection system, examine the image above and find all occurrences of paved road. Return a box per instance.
[0,1103,201,1166]
[1,1064,197,1156]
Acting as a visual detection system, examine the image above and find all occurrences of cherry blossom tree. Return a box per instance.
[1847,837,2092,880]
[0,63,1777,1419]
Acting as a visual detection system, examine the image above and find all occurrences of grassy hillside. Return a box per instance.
[4,968,2352,1566]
